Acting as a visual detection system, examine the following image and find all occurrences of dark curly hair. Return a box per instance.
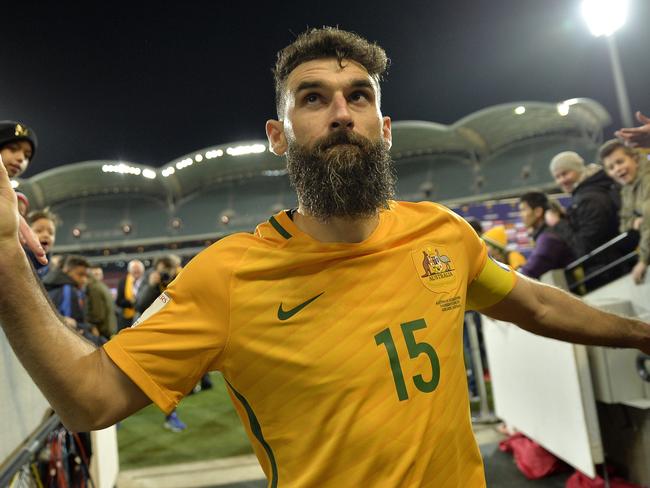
[273,27,390,118]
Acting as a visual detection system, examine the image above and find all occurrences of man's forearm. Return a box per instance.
[484,276,650,353]
[0,244,101,429]
[531,283,649,348]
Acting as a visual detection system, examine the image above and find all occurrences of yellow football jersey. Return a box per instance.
[104,200,516,487]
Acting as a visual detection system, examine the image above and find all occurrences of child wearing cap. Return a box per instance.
[0,120,37,178]
[482,225,527,271]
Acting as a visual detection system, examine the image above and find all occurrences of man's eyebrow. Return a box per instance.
[350,79,374,90]
[294,81,324,94]
[293,78,375,94]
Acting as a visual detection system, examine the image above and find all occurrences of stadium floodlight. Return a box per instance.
[557,103,570,116]
[581,0,628,37]
[514,106,526,115]
[581,0,632,126]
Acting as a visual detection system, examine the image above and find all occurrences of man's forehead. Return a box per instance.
[286,58,377,92]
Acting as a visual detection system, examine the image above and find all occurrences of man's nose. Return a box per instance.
[330,93,353,130]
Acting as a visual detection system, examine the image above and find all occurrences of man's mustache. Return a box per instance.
[315,130,370,151]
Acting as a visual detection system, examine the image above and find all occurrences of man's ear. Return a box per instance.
[266,119,288,156]
[535,207,545,220]
[382,116,392,149]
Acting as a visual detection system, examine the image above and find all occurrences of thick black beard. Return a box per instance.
[286,130,396,220]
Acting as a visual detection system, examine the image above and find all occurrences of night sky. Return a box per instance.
[4,0,650,177]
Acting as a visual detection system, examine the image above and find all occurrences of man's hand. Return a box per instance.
[615,111,650,148]
[544,209,560,227]
[632,261,647,285]
[0,154,47,264]
[148,271,161,286]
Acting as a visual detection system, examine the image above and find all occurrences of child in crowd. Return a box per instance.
[0,120,37,179]
[25,209,58,279]
[600,139,650,284]
[482,225,527,271]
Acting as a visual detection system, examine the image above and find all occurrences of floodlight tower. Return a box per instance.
[581,0,633,127]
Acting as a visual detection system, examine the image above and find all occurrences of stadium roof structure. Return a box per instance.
[15,98,610,210]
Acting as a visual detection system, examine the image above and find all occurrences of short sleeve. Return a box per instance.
[103,243,237,414]
[452,212,488,284]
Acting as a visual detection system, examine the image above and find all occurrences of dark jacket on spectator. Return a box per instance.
[43,268,86,325]
[519,224,575,279]
[134,270,166,316]
[24,248,50,280]
[566,166,622,284]
[85,275,117,338]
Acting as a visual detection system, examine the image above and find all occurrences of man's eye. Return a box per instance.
[350,91,369,102]
[305,94,320,103]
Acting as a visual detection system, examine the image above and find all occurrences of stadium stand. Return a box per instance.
[11,99,609,254]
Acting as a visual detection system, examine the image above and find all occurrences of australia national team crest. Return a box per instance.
[411,244,456,291]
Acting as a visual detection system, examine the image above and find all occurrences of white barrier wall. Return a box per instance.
[1,329,119,488]
[482,317,603,477]
[0,328,50,463]
[482,272,650,478]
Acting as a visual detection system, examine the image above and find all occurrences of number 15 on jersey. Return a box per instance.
[375,318,441,401]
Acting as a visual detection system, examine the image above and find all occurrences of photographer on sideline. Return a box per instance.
[135,255,180,319]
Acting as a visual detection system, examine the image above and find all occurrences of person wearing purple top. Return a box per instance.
[518,192,575,279]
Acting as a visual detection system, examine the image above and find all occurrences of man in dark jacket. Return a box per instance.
[86,266,117,339]
[43,255,104,345]
[518,192,575,279]
[549,151,622,288]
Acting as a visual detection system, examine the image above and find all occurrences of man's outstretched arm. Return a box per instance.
[0,164,150,432]
[482,273,650,353]
[615,111,650,148]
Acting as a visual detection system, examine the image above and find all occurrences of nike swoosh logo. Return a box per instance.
[277,292,324,321]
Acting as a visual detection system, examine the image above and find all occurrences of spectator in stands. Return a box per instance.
[25,209,58,280]
[615,111,650,148]
[544,199,574,245]
[115,259,145,331]
[481,225,526,270]
[135,256,180,318]
[518,192,575,279]
[549,151,622,286]
[43,255,103,345]
[600,139,650,284]
[86,266,117,339]
[135,255,187,432]
[0,120,37,179]
[49,254,64,271]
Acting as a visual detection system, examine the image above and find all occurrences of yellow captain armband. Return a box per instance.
[466,256,517,311]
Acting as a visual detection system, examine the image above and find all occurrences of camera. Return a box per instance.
[159,271,172,285]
